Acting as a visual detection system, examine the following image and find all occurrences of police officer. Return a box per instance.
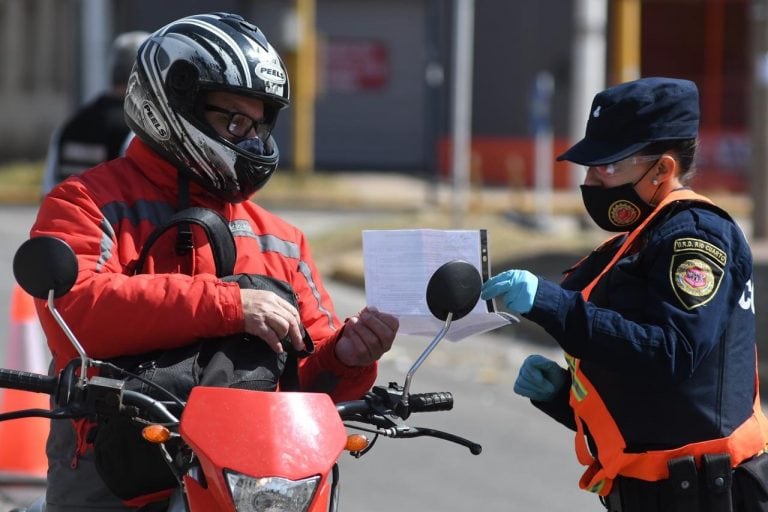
[481,77,768,511]
[41,31,149,196]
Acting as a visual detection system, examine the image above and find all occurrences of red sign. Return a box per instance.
[324,39,389,93]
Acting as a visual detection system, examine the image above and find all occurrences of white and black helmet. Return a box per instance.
[124,12,290,202]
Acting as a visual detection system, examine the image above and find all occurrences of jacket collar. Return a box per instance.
[124,138,229,209]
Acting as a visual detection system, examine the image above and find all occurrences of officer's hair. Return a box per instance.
[639,139,698,185]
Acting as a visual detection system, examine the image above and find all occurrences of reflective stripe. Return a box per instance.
[259,234,301,259]
[229,220,336,330]
[229,221,301,259]
[95,218,116,272]
[565,354,588,401]
[571,374,588,402]
[298,261,336,329]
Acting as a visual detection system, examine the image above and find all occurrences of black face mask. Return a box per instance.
[579,163,660,232]
[580,183,654,232]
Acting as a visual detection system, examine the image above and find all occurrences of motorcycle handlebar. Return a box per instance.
[336,391,453,421]
[409,392,453,412]
[0,368,57,396]
[121,390,179,424]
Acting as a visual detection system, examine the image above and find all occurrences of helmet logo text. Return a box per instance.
[142,101,170,141]
[255,62,286,85]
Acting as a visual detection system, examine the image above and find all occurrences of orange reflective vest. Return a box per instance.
[567,188,768,496]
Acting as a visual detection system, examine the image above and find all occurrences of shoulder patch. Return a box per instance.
[673,237,727,266]
[669,253,724,310]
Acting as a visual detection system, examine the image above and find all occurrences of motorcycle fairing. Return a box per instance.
[180,387,347,507]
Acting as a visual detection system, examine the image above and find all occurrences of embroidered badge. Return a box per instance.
[608,200,641,227]
[675,259,714,295]
[669,237,725,309]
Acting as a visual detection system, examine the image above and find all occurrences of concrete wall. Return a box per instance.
[0,0,74,160]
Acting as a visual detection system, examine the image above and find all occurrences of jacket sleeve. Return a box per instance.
[530,371,577,431]
[31,182,245,364]
[289,230,377,402]
[524,210,752,383]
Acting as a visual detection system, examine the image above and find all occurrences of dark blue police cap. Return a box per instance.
[557,77,700,166]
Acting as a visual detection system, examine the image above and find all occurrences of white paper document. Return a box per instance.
[362,229,517,342]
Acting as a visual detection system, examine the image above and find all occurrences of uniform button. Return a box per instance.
[714,476,725,487]
[680,481,690,490]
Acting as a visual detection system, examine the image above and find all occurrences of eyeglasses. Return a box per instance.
[590,155,663,176]
[204,105,270,141]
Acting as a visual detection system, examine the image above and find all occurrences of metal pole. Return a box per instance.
[293,0,316,176]
[451,0,475,228]
[531,72,554,229]
[80,0,112,104]
[568,0,607,189]
[611,0,641,84]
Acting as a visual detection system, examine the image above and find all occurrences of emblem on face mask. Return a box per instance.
[607,200,641,227]
[592,105,601,118]
[669,238,725,309]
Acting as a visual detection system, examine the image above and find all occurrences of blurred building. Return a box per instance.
[0,0,752,192]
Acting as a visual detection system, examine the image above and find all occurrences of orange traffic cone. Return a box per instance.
[0,284,50,483]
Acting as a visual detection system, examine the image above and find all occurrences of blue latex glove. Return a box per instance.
[480,269,539,314]
[514,354,567,401]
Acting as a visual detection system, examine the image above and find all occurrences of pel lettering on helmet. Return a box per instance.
[256,63,286,85]
[141,102,170,140]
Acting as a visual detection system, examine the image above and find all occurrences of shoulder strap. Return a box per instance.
[581,189,713,301]
[134,207,236,278]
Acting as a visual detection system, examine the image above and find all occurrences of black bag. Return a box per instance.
[733,452,768,512]
[94,207,313,501]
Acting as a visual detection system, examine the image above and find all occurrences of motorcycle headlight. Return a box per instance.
[224,470,320,512]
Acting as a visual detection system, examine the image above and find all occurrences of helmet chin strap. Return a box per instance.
[175,171,193,255]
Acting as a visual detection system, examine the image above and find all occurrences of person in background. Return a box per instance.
[40,31,149,197]
[32,13,398,511]
[481,77,768,511]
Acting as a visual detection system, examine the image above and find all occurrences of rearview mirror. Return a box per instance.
[425,260,481,321]
[13,236,78,300]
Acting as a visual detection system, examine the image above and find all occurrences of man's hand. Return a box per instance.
[335,307,399,367]
[241,289,305,353]
[480,269,539,314]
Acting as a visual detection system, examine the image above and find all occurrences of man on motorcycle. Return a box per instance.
[31,12,399,511]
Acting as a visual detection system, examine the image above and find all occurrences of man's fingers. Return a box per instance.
[241,289,305,352]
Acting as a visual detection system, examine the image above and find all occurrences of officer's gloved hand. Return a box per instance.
[514,354,567,401]
[480,269,539,314]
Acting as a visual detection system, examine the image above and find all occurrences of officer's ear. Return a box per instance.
[654,153,678,182]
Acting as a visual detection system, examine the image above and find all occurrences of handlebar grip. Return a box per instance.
[409,392,453,412]
[0,368,57,395]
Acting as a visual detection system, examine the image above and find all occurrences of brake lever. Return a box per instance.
[394,426,482,455]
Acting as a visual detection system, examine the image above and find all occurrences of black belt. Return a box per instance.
[601,453,734,512]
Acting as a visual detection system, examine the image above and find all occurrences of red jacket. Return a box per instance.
[32,138,376,403]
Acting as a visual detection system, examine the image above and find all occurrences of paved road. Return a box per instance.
[0,206,599,511]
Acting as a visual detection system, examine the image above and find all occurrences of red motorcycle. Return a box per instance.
[4,236,482,511]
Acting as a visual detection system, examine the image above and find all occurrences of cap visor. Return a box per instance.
[557,139,650,166]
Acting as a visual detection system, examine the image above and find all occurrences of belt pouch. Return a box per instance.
[667,455,700,512]
[701,453,733,512]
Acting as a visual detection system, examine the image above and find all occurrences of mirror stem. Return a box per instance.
[48,289,89,388]
[401,312,453,408]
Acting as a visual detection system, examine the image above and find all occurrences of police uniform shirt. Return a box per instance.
[527,200,756,451]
